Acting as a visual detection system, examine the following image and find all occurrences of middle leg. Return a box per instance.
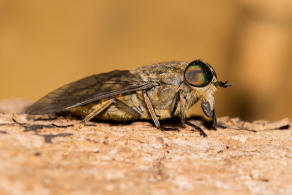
[143,90,178,131]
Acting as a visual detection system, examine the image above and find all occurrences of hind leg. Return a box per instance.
[83,98,141,122]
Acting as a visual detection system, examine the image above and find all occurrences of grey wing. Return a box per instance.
[26,70,153,115]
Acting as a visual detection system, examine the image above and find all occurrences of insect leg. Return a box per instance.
[201,98,226,129]
[211,110,226,129]
[112,98,141,118]
[143,90,178,131]
[171,91,180,117]
[185,121,207,137]
[179,90,186,127]
[82,99,114,122]
[142,90,161,128]
[171,90,186,127]
[142,91,178,131]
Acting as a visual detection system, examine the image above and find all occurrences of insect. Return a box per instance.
[26,60,231,136]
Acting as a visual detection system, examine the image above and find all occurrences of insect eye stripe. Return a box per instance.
[188,65,201,71]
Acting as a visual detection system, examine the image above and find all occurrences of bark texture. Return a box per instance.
[0,100,291,195]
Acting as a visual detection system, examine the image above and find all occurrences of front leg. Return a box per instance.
[172,90,207,136]
[211,110,226,129]
[201,96,226,129]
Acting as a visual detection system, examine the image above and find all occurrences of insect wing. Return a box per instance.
[26,70,152,114]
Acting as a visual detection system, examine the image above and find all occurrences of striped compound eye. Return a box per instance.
[184,60,214,87]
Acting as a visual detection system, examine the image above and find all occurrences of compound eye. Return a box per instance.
[184,60,214,87]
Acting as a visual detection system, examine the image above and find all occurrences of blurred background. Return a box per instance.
[0,0,291,121]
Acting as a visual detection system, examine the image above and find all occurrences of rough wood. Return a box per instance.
[0,100,291,195]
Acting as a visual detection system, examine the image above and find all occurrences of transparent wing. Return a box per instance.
[26,70,152,114]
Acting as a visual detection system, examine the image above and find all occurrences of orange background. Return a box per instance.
[1,0,292,121]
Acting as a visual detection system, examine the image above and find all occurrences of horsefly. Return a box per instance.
[26,60,231,136]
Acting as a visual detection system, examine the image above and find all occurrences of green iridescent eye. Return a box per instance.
[184,60,214,87]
